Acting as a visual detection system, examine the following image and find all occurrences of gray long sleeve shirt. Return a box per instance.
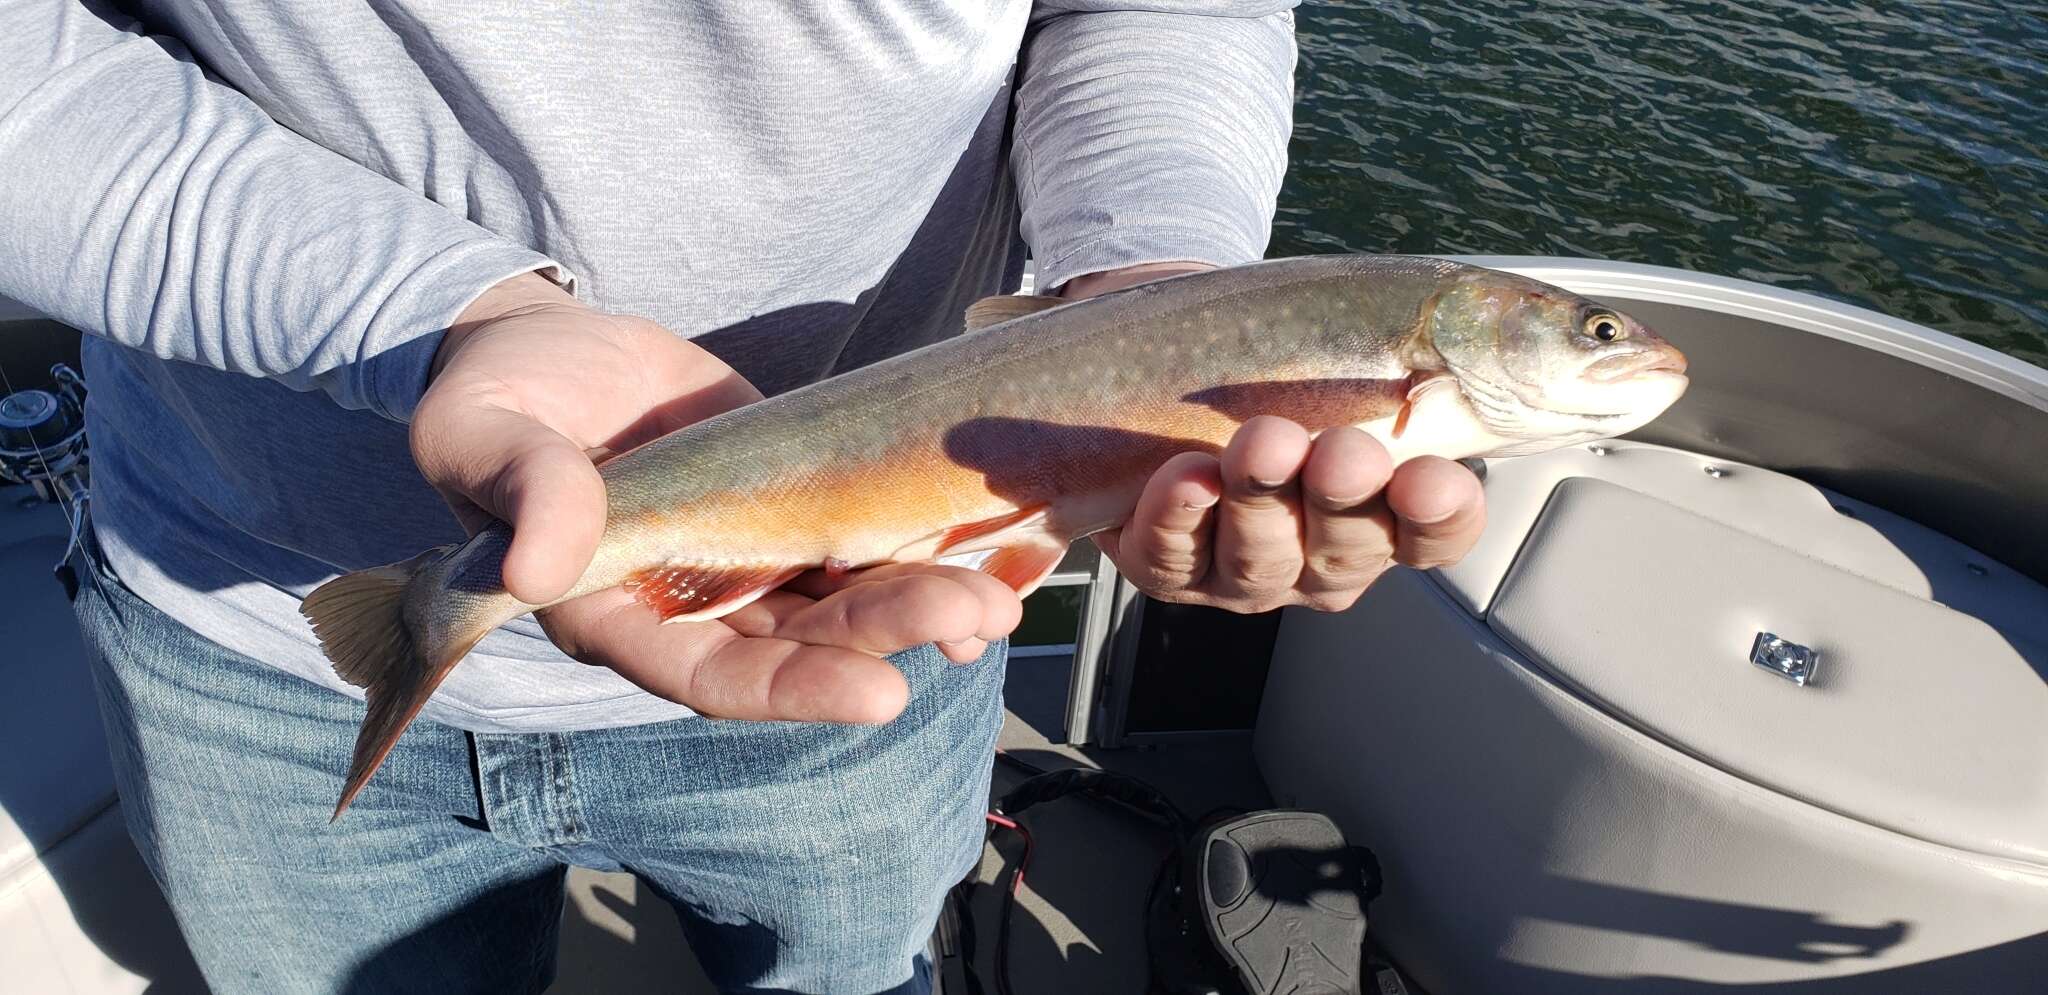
[0,0,1297,732]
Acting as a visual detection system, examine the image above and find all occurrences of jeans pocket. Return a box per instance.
[63,511,138,608]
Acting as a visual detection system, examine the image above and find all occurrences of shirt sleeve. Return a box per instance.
[1013,1,1299,294]
[0,0,569,422]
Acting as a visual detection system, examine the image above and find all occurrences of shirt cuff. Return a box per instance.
[356,240,575,423]
[1033,225,1258,296]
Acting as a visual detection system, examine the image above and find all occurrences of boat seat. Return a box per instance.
[1255,440,2048,992]
[1435,441,2048,651]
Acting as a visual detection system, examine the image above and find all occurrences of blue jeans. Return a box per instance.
[67,528,1004,994]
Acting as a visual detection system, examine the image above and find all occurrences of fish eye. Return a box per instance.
[1585,315,1626,342]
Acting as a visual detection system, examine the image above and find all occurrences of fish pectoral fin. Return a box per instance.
[979,538,1071,599]
[1394,372,1457,439]
[964,294,1064,331]
[625,562,805,623]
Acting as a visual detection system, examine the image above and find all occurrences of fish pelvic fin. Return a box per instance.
[300,546,481,822]
[964,294,1063,331]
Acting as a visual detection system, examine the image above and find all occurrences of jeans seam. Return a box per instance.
[550,733,587,846]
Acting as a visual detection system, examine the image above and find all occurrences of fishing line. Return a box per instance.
[0,353,100,600]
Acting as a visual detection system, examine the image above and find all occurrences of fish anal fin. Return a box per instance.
[935,505,1050,557]
[625,562,804,623]
[980,539,1071,599]
[964,294,1063,331]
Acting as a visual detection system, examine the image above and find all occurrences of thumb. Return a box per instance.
[415,403,607,605]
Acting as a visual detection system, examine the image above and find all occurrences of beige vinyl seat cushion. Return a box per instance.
[1254,440,2048,992]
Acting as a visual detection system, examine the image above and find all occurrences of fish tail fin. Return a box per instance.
[300,546,482,821]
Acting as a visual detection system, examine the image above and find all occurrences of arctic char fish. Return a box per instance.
[302,254,1689,817]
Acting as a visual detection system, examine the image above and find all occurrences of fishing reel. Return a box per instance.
[0,363,90,508]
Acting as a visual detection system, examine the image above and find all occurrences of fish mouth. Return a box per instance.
[1586,347,1689,383]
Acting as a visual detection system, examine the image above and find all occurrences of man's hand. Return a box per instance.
[410,273,1019,724]
[1062,262,1488,615]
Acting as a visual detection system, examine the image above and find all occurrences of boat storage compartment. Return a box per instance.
[1255,441,2048,993]
[1490,475,2047,864]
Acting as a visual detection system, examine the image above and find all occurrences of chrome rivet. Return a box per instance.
[1751,632,1819,686]
[1703,465,1728,478]
[1587,444,1610,456]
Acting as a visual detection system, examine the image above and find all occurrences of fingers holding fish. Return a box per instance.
[682,638,915,726]
[410,399,608,605]
[1100,451,1225,593]
[540,586,914,724]
[1298,427,1398,610]
[1210,416,1314,609]
[775,563,1023,664]
[1385,456,1486,570]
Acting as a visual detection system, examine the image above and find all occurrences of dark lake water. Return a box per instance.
[1274,0,2048,366]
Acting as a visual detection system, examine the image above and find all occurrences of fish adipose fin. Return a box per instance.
[964,294,1063,331]
[979,539,1070,599]
[625,562,804,622]
[300,546,477,822]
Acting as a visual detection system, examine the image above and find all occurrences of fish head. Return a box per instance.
[1422,273,1689,454]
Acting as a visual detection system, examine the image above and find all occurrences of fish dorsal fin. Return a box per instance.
[625,562,804,623]
[964,294,1063,331]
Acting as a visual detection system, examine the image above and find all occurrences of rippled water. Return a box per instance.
[1275,0,2048,365]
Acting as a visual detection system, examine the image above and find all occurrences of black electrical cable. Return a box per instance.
[967,763,1191,995]
[947,877,986,995]
[993,750,1050,779]
[984,812,1034,995]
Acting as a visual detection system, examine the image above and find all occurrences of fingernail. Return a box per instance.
[1318,492,1371,509]
[1403,505,1460,526]
[1247,476,1288,496]
[1181,494,1220,512]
